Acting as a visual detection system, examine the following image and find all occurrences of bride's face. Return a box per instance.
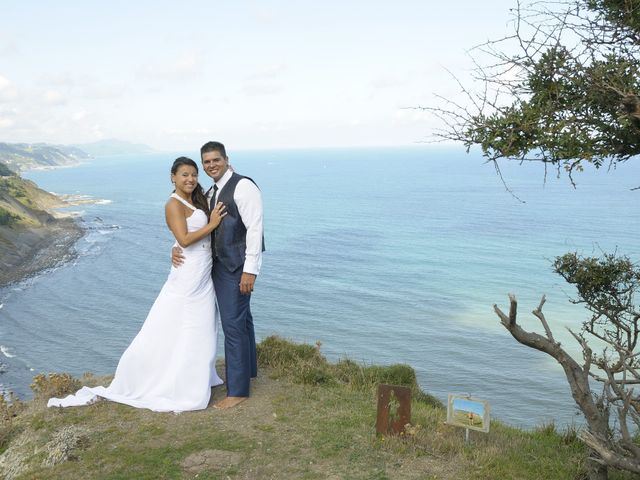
[172,165,198,195]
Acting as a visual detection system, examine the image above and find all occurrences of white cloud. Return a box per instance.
[39,73,126,100]
[239,65,286,97]
[0,74,18,102]
[252,121,286,132]
[249,6,276,24]
[393,107,433,125]
[90,124,105,138]
[245,63,286,81]
[0,117,15,128]
[0,36,18,56]
[370,75,408,90]
[240,83,283,96]
[42,90,66,106]
[81,83,126,100]
[161,127,211,136]
[140,51,203,80]
[325,117,363,129]
[71,110,86,122]
[38,73,76,87]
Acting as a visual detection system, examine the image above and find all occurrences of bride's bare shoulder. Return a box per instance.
[165,196,180,207]
[165,197,184,217]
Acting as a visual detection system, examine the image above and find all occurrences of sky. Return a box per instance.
[0,1,516,151]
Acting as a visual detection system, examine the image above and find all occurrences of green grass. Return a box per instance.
[0,206,20,226]
[0,336,637,479]
[257,336,442,407]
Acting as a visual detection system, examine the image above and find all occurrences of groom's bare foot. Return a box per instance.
[214,396,248,409]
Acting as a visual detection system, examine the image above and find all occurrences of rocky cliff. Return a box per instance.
[0,168,82,286]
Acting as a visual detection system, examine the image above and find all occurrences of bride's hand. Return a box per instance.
[209,202,227,228]
[171,246,185,267]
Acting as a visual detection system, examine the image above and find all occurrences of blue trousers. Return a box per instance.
[213,261,257,397]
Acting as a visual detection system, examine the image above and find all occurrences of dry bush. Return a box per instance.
[30,373,81,401]
[0,392,25,452]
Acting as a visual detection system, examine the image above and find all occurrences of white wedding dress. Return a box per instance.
[48,194,223,412]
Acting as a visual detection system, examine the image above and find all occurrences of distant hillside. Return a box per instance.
[73,139,155,156]
[0,143,90,172]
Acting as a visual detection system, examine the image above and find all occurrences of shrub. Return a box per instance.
[257,335,325,368]
[0,392,24,422]
[0,207,19,226]
[257,336,333,386]
[31,373,81,401]
[0,392,25,453]
[256,336,443,407]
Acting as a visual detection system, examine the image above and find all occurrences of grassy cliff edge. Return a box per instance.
[1,336,636,479]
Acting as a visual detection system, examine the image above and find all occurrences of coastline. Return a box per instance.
[0,158,98,288]
[20,161,84,173]
[0,217,84,288]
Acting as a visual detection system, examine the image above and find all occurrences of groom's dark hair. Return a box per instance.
[200,141,227,159]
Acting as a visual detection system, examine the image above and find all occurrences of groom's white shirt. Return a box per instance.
[207,168,263,276]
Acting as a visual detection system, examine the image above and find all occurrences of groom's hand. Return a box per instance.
[239,273,256,295]
[171,246,185,267]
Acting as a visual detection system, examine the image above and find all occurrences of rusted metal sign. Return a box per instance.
[375,384,411,435]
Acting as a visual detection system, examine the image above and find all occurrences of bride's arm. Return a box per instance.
[165,199,226,248]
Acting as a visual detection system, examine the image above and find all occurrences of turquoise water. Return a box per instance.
[0,146,638,428]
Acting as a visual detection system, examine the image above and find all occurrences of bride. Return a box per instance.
[48,157,226,412]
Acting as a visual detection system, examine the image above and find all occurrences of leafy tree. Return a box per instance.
[495,254,640,479]
[430,1,640,478]
[429,0,640,185]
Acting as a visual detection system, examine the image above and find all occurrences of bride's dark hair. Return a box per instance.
[171,157,209,214]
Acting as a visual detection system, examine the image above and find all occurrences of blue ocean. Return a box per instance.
[0,147,638,429]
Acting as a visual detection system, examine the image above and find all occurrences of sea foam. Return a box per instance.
[1,346,16,358]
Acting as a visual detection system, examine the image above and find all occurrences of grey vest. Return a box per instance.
[211,173,264,272]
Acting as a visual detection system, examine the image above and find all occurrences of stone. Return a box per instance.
[181,449,243,474]
[43,425,89,467]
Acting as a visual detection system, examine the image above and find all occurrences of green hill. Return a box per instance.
[0,175,65,226]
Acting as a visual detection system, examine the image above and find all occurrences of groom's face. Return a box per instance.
[201,150,229,183]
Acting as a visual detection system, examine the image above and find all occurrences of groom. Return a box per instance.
[173,141,264,409]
